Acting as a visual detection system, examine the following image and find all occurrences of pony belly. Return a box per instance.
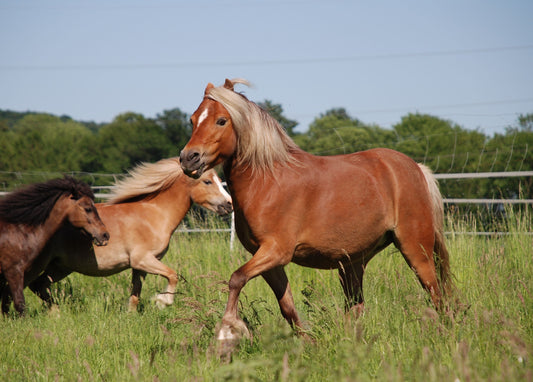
[292,232,393,269]
[292,245,359,269]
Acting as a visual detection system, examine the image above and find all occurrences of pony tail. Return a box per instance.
[418,164,454,299]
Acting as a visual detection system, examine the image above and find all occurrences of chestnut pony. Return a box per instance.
[180,79,454,347]
[0,176,109,315]
[27,157,232,311]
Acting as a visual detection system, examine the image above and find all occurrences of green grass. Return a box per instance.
[1,208,531,381]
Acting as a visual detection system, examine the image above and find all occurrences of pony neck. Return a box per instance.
[32,195,73,252]
[140,174,192,230]
[223,148,304,185]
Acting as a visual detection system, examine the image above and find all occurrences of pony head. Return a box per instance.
[180,78,299,178]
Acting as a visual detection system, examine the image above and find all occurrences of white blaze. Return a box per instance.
[214,175,231,202]
[197,108,209,125]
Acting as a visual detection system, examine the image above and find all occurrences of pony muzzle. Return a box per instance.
[216,200,233,216]
[180,149,205,178]
[93,231,110,246]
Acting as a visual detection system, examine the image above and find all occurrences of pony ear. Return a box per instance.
[223,79,234,91]
[204,83,214,96]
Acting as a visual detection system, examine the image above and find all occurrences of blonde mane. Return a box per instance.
[107,157,183,204]
[207,79,301,173]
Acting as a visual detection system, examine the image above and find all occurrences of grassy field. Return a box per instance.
[0,208,531,381]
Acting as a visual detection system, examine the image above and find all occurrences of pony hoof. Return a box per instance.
[127,296,139,312]
[215,320,251,361]
[348,302,365,319]
[153,294,173,309]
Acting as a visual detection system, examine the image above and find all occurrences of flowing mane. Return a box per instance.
[0,176,94,226]
[207,79,301,173]
[107,157,184,204]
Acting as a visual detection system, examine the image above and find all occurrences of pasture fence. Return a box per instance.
[83,171,533,241]
[1,171,531,242]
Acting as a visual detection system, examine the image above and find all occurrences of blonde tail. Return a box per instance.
[418,164,454,299]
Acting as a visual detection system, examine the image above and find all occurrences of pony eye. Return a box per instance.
[216,118,227,126]
[203,180,213,185]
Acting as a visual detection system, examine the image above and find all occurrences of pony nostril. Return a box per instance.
[103,232,110,241]
[187,151,200,163]
[225,201,233,212]
[180,150,200,164]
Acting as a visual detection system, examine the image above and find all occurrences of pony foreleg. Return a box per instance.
[130,255,179,309]
[28,265,72,307]
[28,274,53,306]
[217,242,292,357]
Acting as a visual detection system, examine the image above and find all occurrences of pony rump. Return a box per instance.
[107,157,184,204]
[207,79,301,173]
[0,176,94,226]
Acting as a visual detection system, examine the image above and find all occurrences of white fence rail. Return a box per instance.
[433,171,533,180]
[444,198,533,204]
[432,170,533,205]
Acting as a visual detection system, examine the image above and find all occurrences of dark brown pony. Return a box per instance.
[180,79,454,350]
[0,176,109,315]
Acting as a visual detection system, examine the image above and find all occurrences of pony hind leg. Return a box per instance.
[393,227,442,309]
[129,269,147,311]
[338,261,366,317]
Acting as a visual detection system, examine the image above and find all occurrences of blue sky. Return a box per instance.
[1,0,532,135]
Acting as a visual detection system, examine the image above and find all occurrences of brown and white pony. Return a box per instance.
[179,79,454,353]
[28,158,232,311]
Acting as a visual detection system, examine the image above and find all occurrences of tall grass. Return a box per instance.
[1,208,531,381]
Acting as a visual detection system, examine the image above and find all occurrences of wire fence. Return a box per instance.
[100,171,533,240]
[1,171,531,240]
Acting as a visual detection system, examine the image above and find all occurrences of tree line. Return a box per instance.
[1,104,532,200]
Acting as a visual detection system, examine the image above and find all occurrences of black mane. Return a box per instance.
[0,176,94,226]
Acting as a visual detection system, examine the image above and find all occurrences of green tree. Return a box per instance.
[484,114,533,198]
[258,100,299,136]
[155,108,191,154]
[391,113,491,198]
[95,112,173,173]
[0,128,16,173]
[7,114,94,172]
[391,113,485,171]
[294,108,394,155]
[517,113,533,132]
